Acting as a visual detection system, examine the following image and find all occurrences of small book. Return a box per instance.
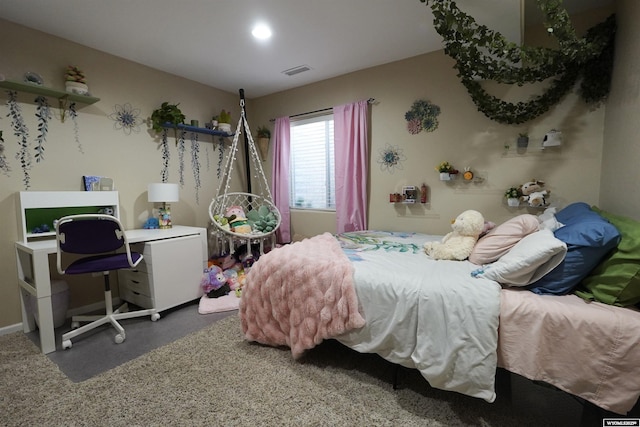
[83,175,101,191]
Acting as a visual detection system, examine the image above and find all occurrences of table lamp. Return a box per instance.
[148,183,179,229]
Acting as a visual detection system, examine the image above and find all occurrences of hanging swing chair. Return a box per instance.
[208,90,281,256]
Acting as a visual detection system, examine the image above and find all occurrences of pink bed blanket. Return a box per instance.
[239,232,366,358]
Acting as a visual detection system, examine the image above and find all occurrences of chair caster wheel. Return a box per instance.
[71,321,80,329]
[115,333,125,344]
[151,313,161,321]
[62,340,72,350]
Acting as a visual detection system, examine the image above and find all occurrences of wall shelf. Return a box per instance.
[161,122,234,138]
[0,79,100,105]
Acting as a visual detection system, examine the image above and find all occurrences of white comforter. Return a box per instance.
[335,231,501,402]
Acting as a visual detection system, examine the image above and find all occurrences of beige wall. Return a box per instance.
[600,0,640,219]
[1,4,633,330]
[0,20,242,329]
[251,7,614,239]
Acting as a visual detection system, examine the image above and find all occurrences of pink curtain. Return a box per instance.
[271,117,291,243]
[334,100,369,233]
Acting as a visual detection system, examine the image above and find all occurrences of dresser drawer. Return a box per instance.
[118,269,151,296]
[120,287,154,309]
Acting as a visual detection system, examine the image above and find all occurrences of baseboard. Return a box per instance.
[0,323,24,336]
[0,298,123,337]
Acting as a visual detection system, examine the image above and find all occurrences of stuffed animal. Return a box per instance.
[225,205,252,234]
[200,265,231,298]
[519,179,550,207]
[423,210,485,260]
[143,217,159,229]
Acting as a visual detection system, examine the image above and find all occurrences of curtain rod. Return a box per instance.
[269,98,375,122]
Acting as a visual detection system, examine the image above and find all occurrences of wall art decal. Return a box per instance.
[109,102,141,135]
[405,99,441,134]
[377,144,406,174]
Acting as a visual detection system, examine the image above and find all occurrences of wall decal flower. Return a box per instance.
[109,103,141,135]
[377,144,406,174]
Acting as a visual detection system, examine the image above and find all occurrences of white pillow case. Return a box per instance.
[473,229,567,286]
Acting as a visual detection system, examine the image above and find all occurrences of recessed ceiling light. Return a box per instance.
[252,23,272,40]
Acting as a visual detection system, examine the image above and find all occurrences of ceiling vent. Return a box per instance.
[282,65,312,76]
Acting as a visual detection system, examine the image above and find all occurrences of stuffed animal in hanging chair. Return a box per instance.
[423,210,485,261]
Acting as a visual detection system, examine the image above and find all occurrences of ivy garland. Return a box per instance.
[34,96,51,162]
[6,91,31,189]
[419,0,616,124]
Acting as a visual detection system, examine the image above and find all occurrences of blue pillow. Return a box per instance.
[555,202,605,226]
[526,204,621,295]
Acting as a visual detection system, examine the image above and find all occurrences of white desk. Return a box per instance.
[15,226,207,354]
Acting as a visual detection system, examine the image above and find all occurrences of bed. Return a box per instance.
[239,203,640,415]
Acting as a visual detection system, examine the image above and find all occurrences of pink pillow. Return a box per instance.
[469,214,540,265]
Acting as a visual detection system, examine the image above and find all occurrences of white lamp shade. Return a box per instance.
[148,183,179,203]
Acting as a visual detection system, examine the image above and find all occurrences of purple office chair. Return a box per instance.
[56,214,160,349]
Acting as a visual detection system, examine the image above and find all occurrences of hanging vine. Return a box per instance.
[419,0,616,124]
[6,91,31,189]
[160,128,170,182]
[178,130,186,186]
[190,132,201,204]
[0,130,10,176]
[217,137,225,179]
[67,102,83,154]
[34,96,51,162]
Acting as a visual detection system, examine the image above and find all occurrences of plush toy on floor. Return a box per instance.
[200,265,231,298]
[424,210,485,260]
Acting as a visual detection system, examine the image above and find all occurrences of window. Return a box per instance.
[289,114,335,210]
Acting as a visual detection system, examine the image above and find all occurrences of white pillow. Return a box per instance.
[538,207,564,231]
[472,229,567,286]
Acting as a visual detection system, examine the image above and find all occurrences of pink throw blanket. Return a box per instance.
[239,232,366,358]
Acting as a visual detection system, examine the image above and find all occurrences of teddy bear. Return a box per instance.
[519,179,550,207]
[423,209,485,260]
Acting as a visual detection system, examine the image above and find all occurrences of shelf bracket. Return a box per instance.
[58,95,70,123]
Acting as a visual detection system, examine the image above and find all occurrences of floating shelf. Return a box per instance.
[161,122,234,138]
[0,79,100,105]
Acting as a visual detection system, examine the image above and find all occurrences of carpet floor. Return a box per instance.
[2,313,593,426]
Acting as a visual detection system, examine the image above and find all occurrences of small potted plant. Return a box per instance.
[256,125,271,161]
[65,65,89,95]
[517,132,529,148]
[435,161,456,180]
[217,109,232,133]
[151,102,185,135]
[505,186,522,207]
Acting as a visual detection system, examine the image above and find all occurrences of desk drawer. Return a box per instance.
[120,287,153,309]
[118,269,151,296]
